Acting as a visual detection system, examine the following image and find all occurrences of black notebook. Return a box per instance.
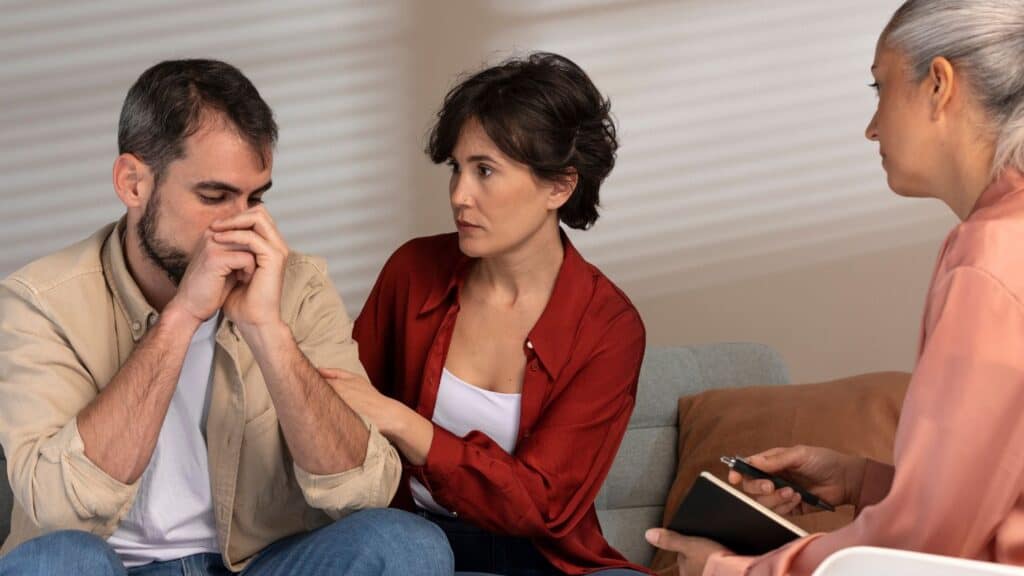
[668,471,808,556]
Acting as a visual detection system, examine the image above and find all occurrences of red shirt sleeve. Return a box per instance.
[353,248,402,398]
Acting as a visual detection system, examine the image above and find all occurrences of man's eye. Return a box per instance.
[249,196,264,206]
[199,195,225,204]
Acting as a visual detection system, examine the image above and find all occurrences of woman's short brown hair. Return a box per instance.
[427,52,618,230]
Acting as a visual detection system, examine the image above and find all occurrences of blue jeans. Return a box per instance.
[0,508,453,575]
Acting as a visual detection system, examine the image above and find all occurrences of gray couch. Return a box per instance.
[596,343,790,566]
[0,342,788,568]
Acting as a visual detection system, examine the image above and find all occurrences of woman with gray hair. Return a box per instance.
[647,1,1024,574]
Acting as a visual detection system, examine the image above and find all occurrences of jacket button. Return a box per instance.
[131,321,141,331]
[529,361,539,371]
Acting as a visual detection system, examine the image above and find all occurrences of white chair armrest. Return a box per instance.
[812,546,1024,576]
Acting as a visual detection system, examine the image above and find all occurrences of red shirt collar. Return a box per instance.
[418,231,597,380]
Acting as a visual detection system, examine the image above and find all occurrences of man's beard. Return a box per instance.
[137,189,190,285]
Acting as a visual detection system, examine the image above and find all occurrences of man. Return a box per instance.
[0,59,452,575]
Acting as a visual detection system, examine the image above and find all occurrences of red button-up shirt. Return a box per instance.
[353,232,650,575]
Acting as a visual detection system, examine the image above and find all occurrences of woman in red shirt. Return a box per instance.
[320,53,650,575]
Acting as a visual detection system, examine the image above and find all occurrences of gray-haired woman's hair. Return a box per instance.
[883,0,1024,178]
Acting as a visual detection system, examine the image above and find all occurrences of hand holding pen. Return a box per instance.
[722,455,835,511]
[721,446,869,516]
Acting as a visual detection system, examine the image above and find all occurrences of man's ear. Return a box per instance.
[548,169,578,211]
[113,153,154,209]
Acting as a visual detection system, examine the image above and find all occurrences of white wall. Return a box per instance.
[1,0,412,308]
[0,0,952,382]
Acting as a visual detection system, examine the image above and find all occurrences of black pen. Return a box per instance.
[720,455,836,512]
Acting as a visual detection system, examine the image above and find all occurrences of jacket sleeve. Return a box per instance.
[286,259,401,517]
[0,278,138,537]
[705,266,1024,575]
[410,309,646,539]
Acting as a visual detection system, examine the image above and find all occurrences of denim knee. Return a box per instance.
[339,508,454,574]
[0,530,124,576]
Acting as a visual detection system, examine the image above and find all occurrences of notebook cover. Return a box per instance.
[668,471,808,556]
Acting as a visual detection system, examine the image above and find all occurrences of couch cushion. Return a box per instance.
[627,345,791,430]
[597,343,790,566]
[597,506,664,568]
[650,371,910,572]
[596,427,677,512]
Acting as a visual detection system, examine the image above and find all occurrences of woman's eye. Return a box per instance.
[477,165,493,177]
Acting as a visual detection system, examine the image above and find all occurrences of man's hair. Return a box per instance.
[118,59,278,186]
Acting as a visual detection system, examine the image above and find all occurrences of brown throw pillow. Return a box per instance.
[649,372,910,574]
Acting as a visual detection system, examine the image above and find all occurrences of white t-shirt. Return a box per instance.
[107,314,220,567]
[410,367,522,516]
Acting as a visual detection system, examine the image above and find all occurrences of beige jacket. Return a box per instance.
[0,221,401,569]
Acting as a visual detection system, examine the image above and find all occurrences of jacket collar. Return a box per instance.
[102,218,158,342]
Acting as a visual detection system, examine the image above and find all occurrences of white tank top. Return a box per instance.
[410,367,522,516]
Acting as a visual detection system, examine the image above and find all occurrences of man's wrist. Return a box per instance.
[236,319,293,354]
[158,301,205,336]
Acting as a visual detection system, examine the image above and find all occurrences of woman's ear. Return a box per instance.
[548,169,579,210]
[112,153,153,209]
[928,56,956,121]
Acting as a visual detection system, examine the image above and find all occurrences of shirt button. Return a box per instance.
[525,340,534,350]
